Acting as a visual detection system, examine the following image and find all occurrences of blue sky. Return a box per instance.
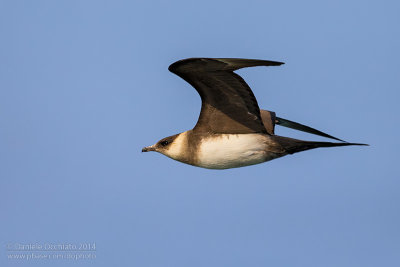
[1,0,399,266]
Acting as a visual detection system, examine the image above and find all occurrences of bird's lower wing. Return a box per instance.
[260,109,344,141]
[275,117,344,142]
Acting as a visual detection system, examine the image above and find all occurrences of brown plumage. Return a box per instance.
[142,58,367,169]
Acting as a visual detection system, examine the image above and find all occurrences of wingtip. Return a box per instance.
[168,57,285,73]
[253,59,285,66]
[265,60,284,66]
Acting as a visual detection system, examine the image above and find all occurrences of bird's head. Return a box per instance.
[142,133,183,159]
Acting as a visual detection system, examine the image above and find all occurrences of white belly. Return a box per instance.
[196,134,279,169]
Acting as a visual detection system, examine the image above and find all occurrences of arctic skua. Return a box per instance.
[142,58,367,169]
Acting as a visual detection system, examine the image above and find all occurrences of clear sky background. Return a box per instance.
[1,0,399,266]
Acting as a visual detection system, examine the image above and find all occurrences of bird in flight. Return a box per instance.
[142,58,367,169]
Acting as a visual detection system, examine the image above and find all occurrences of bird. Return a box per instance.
[142,58,367,169]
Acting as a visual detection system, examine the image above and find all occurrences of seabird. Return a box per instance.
[142,58,367,169]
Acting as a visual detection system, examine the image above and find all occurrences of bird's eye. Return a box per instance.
[160,140,169,146]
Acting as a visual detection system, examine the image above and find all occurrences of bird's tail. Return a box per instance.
[272,136,368,154]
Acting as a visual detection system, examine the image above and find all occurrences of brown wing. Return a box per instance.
[260,109,345,141]
[260,109,276,135]
[168,58,284,134]
[275,116,345,141]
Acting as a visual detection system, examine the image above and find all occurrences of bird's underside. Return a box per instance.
[142,58,367,169]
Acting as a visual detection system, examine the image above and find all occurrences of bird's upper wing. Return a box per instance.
[168,58,284,134]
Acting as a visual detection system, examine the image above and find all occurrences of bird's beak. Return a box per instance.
[142,145,156,152]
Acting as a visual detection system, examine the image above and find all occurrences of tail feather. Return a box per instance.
[273,136,368,154]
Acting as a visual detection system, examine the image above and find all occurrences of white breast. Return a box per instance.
[196,134,278,169]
